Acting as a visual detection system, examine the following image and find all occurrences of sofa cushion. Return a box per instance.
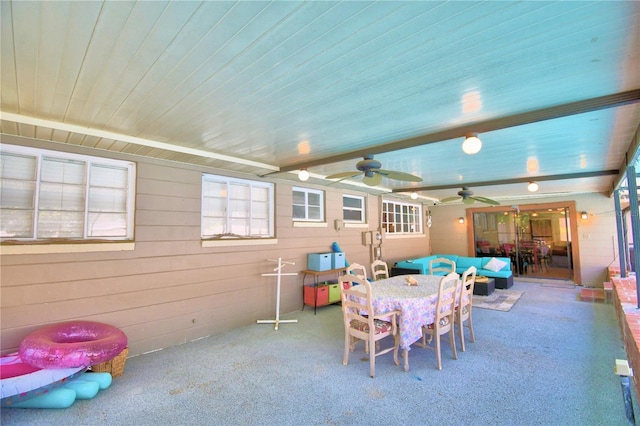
[435,254,459,263]
[455,256,483,270]
[482,257,510,272]
[394,255,438,274]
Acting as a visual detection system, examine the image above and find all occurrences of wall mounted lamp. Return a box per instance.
[458,217,465,224]
[462,132,482,155]
[527,182,539,192]
[298,169,309,181]
[581,211,588,220]
[410,192,418,200]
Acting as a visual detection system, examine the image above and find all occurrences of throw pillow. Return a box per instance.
[484,257,507,272]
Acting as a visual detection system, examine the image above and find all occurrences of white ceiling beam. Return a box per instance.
[0,112,280,172]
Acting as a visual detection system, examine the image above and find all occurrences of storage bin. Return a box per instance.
[307,253,332,271]
[328,283,341,303]
[91,347,128,378]
[331,252,345,269]
[304,284,329,307]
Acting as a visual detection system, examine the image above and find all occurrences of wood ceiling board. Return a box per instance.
[312,106,635,194]
[88,2,204,129]
[124,2,301,140]
[245,2,635,165]
[63,131,86,146]
[34,126,53,141]
[286,94,640,177]
[0,2,18,111]
[1,1,638,200]
[50,129,71,144]
[0,120,19,135]
[425,176,616,203]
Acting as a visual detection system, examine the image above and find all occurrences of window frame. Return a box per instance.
[0,144,136,242]
[201,174,274,239]
[292,186,325,222]
[342,194,366,223]
[381,199,423,235]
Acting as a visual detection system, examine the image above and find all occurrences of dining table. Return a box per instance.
[351,274,460,372]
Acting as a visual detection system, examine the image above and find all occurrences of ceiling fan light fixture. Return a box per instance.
[462,133,482,155]
[527,181,539,192]
[298,169,309,181]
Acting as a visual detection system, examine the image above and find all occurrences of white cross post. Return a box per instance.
[257,258,298,330]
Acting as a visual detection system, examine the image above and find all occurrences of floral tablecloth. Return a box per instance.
[352,275,447,350]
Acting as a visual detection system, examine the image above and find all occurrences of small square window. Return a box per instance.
[343,194,365,223]
[292,187,324,222]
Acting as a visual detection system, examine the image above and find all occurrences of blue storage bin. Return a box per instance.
[308,253,332,271]
[332,252,345,269]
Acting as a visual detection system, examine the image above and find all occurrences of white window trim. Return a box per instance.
[292,186,325,222]
[0,144,136,243]
[201,174,275,240]
[0,242,135,255]
[293,221,328,228]
[382,199,423,235]
[202,238,278,248]
[342,194,366,223]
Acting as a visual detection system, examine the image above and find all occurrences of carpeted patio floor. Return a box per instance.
[1,280,637,425]
[473,289,523,311]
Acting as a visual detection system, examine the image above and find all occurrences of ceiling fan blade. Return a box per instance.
[363,173,383,186]
[377,169,423,182]
[462,197,475,204]
[471,196,500,205]
[440,196,461,203]
[325,171,362,180]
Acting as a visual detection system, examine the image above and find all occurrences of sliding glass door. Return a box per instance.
[472,206,574,280]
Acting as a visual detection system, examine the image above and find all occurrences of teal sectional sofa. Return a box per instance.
[392,254,514,289]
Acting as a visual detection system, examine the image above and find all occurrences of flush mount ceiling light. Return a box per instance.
[527,182,539,192]
[298,169,309,181]
[462,133,482,155]
[410,192,418,200]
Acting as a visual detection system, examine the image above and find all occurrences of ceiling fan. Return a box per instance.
[325,154,422,186]
[440,187,500,205]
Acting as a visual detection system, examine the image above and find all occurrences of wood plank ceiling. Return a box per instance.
[1,1,639,203]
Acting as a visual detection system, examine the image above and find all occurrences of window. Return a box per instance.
[382,200,422,234]
[202,174,274,238]
[343,194,365,223]
[0,145,135,241]
[292,187,324,221]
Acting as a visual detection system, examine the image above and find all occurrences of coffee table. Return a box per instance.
[474,276,495,296]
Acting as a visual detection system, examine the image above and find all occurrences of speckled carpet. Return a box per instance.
[1,280,637,426]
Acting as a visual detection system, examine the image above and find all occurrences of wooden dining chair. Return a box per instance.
[340,276,400,378]
[346,263,368,281]
[416,272,459,370]
[428,257,456,276]
[370,259,389,281]
[456,266,476,352]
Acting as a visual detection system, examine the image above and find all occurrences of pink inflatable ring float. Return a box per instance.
[19,321,127,369]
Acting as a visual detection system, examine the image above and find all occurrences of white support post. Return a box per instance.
[257,257,298,330]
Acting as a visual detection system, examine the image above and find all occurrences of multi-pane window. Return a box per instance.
[292,187,324,221]
[343,194,365,223]
[382,200,422,234]
[0,145,135,241]
[201,174,274,238]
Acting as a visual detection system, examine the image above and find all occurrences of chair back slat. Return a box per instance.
[371,259,389,280]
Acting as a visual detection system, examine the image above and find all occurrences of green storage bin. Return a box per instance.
[328,283,341,303]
